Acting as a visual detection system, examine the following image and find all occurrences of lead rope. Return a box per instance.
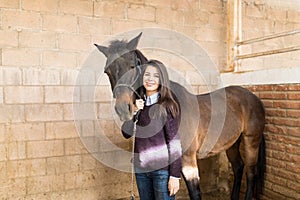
[131,119,138,200]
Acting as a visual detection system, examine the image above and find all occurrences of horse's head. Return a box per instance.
[95,33,147,121]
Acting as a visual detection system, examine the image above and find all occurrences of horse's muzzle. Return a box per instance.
[115,102,132,121]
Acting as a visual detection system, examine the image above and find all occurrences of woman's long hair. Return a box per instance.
[140,60,180,119]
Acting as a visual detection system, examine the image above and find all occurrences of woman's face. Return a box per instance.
[143,65,160,96]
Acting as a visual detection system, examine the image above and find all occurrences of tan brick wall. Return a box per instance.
[0,0,226,199]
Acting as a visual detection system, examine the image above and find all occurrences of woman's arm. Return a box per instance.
[164,110,182,196]
[164,110,182,178]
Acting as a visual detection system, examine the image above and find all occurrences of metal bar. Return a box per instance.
[236,46,300,60]
[237,29,300,46]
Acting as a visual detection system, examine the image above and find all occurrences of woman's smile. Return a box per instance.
[145,81,156,87]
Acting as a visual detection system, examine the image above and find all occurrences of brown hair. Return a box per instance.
[141,60,180,119]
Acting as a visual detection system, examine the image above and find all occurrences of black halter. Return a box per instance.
[113,53,142,99]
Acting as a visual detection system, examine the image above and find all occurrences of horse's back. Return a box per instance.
[168,82,265,157]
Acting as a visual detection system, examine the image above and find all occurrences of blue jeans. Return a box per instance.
[135,170,175,200]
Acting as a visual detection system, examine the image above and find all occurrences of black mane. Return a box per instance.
[104,39,148,70]
[107,40,129,54]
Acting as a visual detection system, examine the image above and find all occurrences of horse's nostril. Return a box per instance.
[115,103,131,117]
[115,106,121,116]
[128,104,131,113]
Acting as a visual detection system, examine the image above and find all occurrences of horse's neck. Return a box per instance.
[170,81,193,96]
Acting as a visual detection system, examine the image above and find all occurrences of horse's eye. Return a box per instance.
[130,65,135,69]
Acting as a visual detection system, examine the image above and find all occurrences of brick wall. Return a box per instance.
[246,84,300,200]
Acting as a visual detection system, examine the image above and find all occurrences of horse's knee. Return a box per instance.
[182,166,199,181]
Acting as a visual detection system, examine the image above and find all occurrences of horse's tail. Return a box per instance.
[254,134,266,199]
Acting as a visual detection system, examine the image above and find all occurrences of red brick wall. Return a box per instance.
[247,84,300,200]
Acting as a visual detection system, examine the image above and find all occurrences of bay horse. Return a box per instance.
[95,33,266,200]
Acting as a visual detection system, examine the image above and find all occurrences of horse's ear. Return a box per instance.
[94,44,109,57]
[127,32,142,51]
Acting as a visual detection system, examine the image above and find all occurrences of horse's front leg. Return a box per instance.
[181,154,201,200]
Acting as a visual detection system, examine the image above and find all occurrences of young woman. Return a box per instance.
[121,60,182,200]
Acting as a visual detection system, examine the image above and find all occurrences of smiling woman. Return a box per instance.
[121,60,182,200]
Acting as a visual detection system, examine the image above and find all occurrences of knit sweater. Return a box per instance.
[121,103,182,178]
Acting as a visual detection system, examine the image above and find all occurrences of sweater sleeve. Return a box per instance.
[121,119,134,139]
[164,111,182,178]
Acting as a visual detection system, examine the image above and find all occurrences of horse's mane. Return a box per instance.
[107,40,128,54]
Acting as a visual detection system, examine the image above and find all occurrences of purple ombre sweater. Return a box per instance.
[121,102,182,178]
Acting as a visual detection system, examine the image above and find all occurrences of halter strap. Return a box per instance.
[113,64,142,99]
[130,118,138,200]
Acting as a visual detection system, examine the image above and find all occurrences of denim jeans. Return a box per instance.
[135,170,175,200]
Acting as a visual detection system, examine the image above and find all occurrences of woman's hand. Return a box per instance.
[168,177,180,196]
[135,99,144,111]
